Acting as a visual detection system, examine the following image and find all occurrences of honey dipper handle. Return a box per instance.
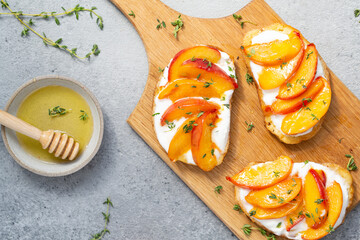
[0,110,42,140]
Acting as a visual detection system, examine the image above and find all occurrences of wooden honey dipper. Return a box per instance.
[0,109,79,160]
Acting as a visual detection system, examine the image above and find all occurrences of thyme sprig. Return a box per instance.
[79,110,89,121]
[171,14,183,38]
[241,224,276,239]
[233,14,257,28]
[0,1,102,60]
[48,106,68,117]
[346,154,357,171]
[90,198,113,240]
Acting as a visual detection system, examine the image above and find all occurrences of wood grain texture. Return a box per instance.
[110,0,359,239]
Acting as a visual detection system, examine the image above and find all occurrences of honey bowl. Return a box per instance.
[1,75,104,176]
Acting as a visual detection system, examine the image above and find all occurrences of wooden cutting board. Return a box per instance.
[110,0,360,239]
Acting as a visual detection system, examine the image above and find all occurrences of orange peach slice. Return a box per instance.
[258,47,304,90]
[245,178,302,208]
[249,193,303,220]
[302,182,343,240]
[270,77,324,114]
[160,98,220,126]
[317,170,326,186]
[168,46,221,82]
[226,156,293,189]
[281,77,331,135]
[191,111,218,171]
[277,44,318,100]
[243,31,303,66]
[158,79,221,102]
[286,201,305,231]
[178,58,238,92]
[304,169,328,229]
[168,116,197,162]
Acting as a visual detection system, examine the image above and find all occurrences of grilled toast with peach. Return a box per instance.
[242,23,331,144]
[226,156,354,240]
[153,46,238,171]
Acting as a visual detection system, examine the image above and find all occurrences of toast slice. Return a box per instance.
[152,45,238,171]
[231,160,353,239]
[242,23,331,144]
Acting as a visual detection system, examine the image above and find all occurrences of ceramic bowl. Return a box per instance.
[1,75,104,177]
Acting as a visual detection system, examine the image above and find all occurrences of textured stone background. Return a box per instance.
[0,0,359,239]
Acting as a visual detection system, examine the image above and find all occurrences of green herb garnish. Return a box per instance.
[48,106,68,117]
[171,14,183,38]
[346,154,357,171]
[90,198,113,240]
[0,2,103,60]
[79,110,88,120]
[128,10,135,18]
[214,185,222,194]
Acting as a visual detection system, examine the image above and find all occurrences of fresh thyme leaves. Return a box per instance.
[287,82,293,88]
[287,189,293,194]
[202,97,209,100]
[128,10,135,18]
[165,120,175,130]
[156,19,166,29]
[304,160,309,165]
[152,112,160,116]
[314,199,324,204]
[197,111,204,118]
[291,178,297,187]
[246,48,256,58]
[276,222,282,228]
[90,198,113,240]
[241,224,276,239]
[183,120,196,133]
[289,218,293,225]
[171,14,183,38]
[338,137,344,143]
[233,204,243,213]
[269,193,277,199]
[232,14,257,28]
[346,154,357,171]
[245,121,254,132]
[245,73,254,85]
[196,73,201,80]
[311,113,319,121]
[158,67,164,72]
[79,110,88,120]
[228,66,233,72]
[355,9,360,18]
[302,98,312,106]
[242,224,252,235]
[249,210,256,216]
[223,104,230,109]
[214,185,222,194]
[280,62,287,69]
[211,149,214,156]
[273,171,280,177]
[48,106,68,116]
[203,80,213,88]
[326,224,334,234]
[202,153,207,158]
[306,51,314,60]
[0,1,103,60]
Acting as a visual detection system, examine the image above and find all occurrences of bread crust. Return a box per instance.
[242,23,331,144]
[234,162,354,239]
[152,46,234,168]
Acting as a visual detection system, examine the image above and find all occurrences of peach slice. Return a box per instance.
[160,98,220,126]
[158,79,221,102]
[286,201,305,231]
[304,169,328,229]
[245,178,302,208]
[281,77,331,135]
[178,58,238,92]
[302,182,343,240]
[243,31,303,66]
[258,47,304,90]
[168,46,221,82]
[270,77,324,114]
[226,156,293,189]
[316,170,326,186]
[277,44,318,100]
[191,111,218,171]
[168,116,197,162]
[249,192,303,220]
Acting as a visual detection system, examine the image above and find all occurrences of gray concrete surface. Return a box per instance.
[0,0,359,239]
